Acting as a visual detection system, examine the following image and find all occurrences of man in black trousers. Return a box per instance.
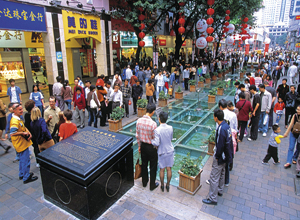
[132,80,143,115]
[248,85,261,141]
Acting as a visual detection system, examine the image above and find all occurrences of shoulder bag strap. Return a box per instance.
[238,100,246,112]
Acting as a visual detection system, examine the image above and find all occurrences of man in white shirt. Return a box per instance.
[155,71,165,101]
[287,62,298,85]
[52,76,64,110]
[84,80,91,112]
[104,81,113,119]
[126,65,133,80]
[202,64,207,77]
[111,84,123,111]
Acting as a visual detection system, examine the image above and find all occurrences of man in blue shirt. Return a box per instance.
[135,62,139,76]
[7,79,22,104]
[203,109,233,205]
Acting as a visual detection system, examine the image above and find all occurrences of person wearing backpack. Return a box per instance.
[283,105,300,168]
[87,85,101,128]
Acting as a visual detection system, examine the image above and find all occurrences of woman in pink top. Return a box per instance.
[254,72,262,87]
[264,75,273,87]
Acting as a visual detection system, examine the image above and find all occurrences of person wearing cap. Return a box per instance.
[53,76,64,111]
[7,79,22,104]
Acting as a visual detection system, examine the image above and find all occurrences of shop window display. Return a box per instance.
[29,48,48,90]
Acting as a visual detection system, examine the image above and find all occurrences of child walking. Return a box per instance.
[274,97,285,125]
[262,124,283,165]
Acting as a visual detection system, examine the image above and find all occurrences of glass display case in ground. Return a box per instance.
[0,51,27,97]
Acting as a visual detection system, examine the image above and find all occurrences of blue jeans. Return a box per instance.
[64,99,72,110]
[258,111,268,133]
[286,132,300,164]
[275,114,282,124]
[17,148,31,181]
[88,108,98,128]
[145,78,149,84]
[157,86,164,100]
[37,105,43,117]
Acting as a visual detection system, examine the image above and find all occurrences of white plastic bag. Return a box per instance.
[263,114,269,125]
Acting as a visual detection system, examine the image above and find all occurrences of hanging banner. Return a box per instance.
[0,0,47,32]
[62,10,101,42]
[245,44,250,55]
[264,44,269,57]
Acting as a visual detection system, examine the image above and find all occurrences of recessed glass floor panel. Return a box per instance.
[201,113,216,128]
[166,121,193,143]
[172,110,208,124]
[179,126,213,150]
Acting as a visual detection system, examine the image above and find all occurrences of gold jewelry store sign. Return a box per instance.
[62,10,101,42]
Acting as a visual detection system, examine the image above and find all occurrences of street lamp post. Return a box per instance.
[154,35,157,66]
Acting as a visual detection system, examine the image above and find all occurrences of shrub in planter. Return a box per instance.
[108,107,125,132]
[198,76,205,87]
[137,98,148,117]
[175,86,183,99]
[217,81,225,95]
[188,80,196,92]
[204,73,211,83]
[218,70,223,78]
[178,153,203,195]
[207,130,216,156]
[212,72,218,81]
[208,88,217,103]
[158,91,169,107]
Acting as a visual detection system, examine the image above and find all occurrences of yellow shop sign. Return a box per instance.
[62,10,101,42]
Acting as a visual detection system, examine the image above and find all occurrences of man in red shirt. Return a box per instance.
[136,103,159,191]
[246,73,255,85]
[236,92,253,142]
[73,87,86,129]
[72,79,84,104]
[59,109,77,141]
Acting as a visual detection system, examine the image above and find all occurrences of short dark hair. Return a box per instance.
[246,72,251,76]
[77,75,81,79]
[227,101,234,108]
[239,92,245,99]
[244,79,249,83]
[25,100,35,112]
[148,79,153,84]
[258,84,265,89]
[8,103,16,109]
[282,78,287,82]
[49,96,56,102]
[90,85,96,91]
[249,85,257,91]
[124,79,129,82]
[63,109,73,120]
[146,103,156,114]
[9,79,15,84]
[238,84,245,89]
[234,81,240,86]
[76,86,82,92]
[159,111,168,123]
[85,80,91,83]
[106,81,111,85]
[290,85,295,89]
[272,124,279,132]
[214,109,224,121]
[56,76,62,82]
[218,99,227,109]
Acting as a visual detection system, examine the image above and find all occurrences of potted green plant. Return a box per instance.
[217,81,224,96]
[198,76,205,87]
[158,90,169,107]
[136,98,148,117]
[175,86,183,99]
[178,153,203,195]
[188,80,196,92]
[208,88,217,103]
[207,130,216,156]
[218,70,223,78]
[108,107,125,132]
[204,73,211,84]
[212,72,218,81]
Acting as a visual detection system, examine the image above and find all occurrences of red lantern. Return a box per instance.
[207,8,214,15]
[233,43,235,45]
[243,17,249,22]
[222,34,225,37]
[225,27,229,32]
[206,36,213,42]
[178,26,185,35]
[207,0,214,6]
[249,26,252,29]
[207,17,214,25]
[242,30,247,34]
[226,10,230,14]
[179,1,185,6]
[206,27,214,34]
[178,18,185,26]
[139,41,145,47]
[242,36,246,41]
[139,23,145,30]
[138,32,145,39]
[137,7,143,12]
[243,24,248,28]
[224,21,229,26]
[225,16,230,21]
[138,14,145,21]
[241,28,244,31]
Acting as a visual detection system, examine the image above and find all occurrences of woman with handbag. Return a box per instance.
[30,107,54,153]
[283,105,300,168]
[97,85,108,127]
[87,85,101,128]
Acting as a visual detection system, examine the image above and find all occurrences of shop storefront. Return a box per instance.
[0,0,47,97]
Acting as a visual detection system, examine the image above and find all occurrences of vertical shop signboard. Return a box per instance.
[153,52,159,66]
[87,49,93,76]
[0,0,46,32]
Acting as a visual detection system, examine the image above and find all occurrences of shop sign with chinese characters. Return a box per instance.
[0,0,46,32]
[0,30,26,47]
[62,10,101,42]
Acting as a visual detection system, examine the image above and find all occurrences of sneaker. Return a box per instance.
[262,161,268,165]
[258,129,262,133]
[244,134,247,137]
[273,161,280,165]
[263,133,267,137]
[275,123,278,125]
[36,163,40,168]
[247,138,253,141]
[206,179,210,185]
[225,184,229,187]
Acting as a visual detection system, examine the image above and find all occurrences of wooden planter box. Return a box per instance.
[212,75,217,81]
[217,88,224,96]
[137,107,146,117]
[198,81,204,87]
[158,99,168,107]
[108,119,122,132]
[218,73,222,78]
[178,170,203,195]
[189,85,196,92]
[208,95,216,103]
[240,72,244,79]
[208,141,215,156]
[205,78,211,84]
[175,92,183,99]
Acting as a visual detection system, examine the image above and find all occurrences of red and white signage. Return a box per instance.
[196,37,207,49]
[196,19,207,33]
